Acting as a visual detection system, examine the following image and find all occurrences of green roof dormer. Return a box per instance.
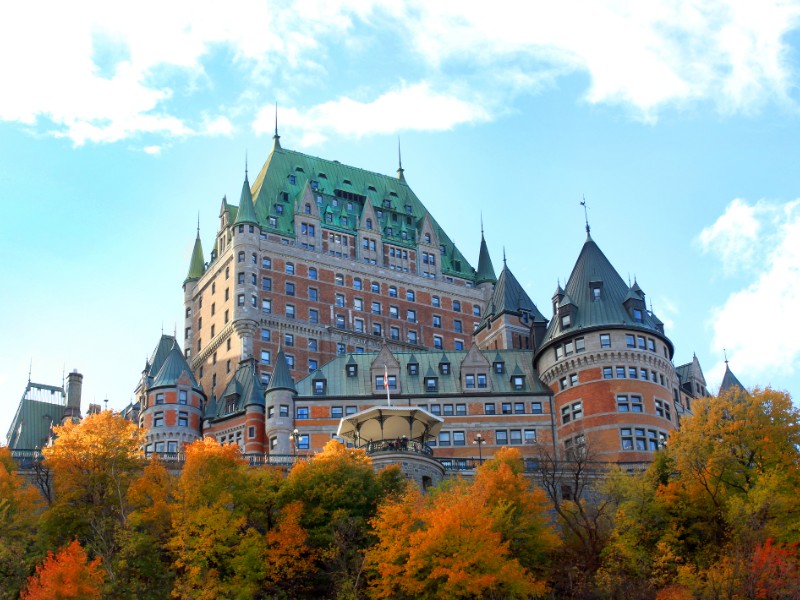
[233,172,258,227]
[185,230,205,283]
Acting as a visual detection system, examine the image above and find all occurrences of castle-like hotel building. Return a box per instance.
[128,131,714,467]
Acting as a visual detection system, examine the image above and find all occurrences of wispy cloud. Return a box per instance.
[1,0,798,146]
[700,198,800,387]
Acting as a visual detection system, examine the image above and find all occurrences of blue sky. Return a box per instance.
[2,1,800,438]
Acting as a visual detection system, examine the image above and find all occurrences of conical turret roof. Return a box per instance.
[720,363,745,394]
[475,233,496,285]
[233,173,258,226]
[185,231,205,283]
[267,349,296,392]
[152,346,200,389]
[476,262,546,333]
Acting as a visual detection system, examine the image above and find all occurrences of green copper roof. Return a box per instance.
[233,174,258,226]
[185,232,205,283]
[542,235,669,344]
[267,349,296,393]
[476,263,546,333]
[294,349,549,397]
[475,233,496,284]
[207,359,265,421]
[719,363,745,394]
[147,335,180,379]
[151,346,200,389]
[6,382,66,449]
[241,145,475,280]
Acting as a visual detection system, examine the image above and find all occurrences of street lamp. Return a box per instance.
[289,429,300,459]
[473,433,486,465]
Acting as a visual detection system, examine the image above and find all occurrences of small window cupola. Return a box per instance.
[589,279,603,302]
[407,355,419,376]
[624,283,646,323]
[312,370,327,395]
[510,365,526,390]
[552,283,564,315]
[493,352,505,374]
[557,293,577,330]
[424,366,439,392]
[346,355,358,377]
[438,353,451,375]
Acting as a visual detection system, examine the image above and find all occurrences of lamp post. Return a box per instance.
[473,433,486,465]
[289,429,300,459]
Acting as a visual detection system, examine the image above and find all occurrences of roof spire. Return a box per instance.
[245,151,248,179]
[196,212,200,236]
[272,102,281,150]
[28,358,32,383]
[480,212,484,236]
[724,348,728,364]
[396,137,405,182]
[581,195,591,237]
[503,247,507,267]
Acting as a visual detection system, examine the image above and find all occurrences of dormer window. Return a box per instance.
[511,375,525,390]
[289,175,296,184]
[633,308,643,322]
[383,199,391,208]
[313,378,327,395]
[366,218,373,230]
[425,233,431,244]
[561,314,571,328]
[311,181,318,190]
[346,364,358,377]
[408,363,419,376]
[439,360,451,375]
[304,203,311,214]
[592,287,601,301]
[425,377,438,392]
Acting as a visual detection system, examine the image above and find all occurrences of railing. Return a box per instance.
[362,439,433,456]
[436,457,541,472]
[9,449,44,468]
[142,452,306,466]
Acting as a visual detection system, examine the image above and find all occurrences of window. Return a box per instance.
[561,401,583,424]
[432,315,442,328]
[308,267,317,280]
[331,406,343,418]
[484,403,496,415]
[465,374,475,388]
[155,393,164,405]
[313,379,325,394]
[279,405,289,417]
[655,399,672,421]
[512,376,525,390]
[437,432,451,446]
[371,301,381,315]
[433,335,443,350]
[477,374,487,388]
[406,290,415,301]
[495,430,508,445]
[309,308,319,323]
[297,435,310,450]
[354,318,364,333]
[353,298,363,311]
[237,272,245,284]
[425,377,438,392]
[561,314,571,328]
[407,330,418,344]
[296,407,309,419]
[346,363,357,377]
[617,394,644,412]
[178,412,188,427]
[308,338,317,351]
[514,402,525,414]
[633,308,643,322]
[260,350,270,365]
[286,304,295,318]
[502,402,512,415]
[262,256,272,269]
[285,282,295,296]
[454,319,463,333]
[603,367,613,379]
[389,305,399,318]
[640,368,648,381]
[153,412,164,427]
[570,373,578,386]
[452,300,461,312]
[371,282,379,293]
[336,293,345,307]
[531,402,543,414]
[453,431,466,446]
[238,251,245,263]
[179,390,187,405]
[262,299,271,313]
[629,367,637,379]
[407,309,416,323]
[337,343,346,355]
[443,404,454,416]
[626,334,635,348]
[524,429,536,444]
[262,277,272,291]
[345,405,357,416]
[638,335,646,350]
[285,355,295,368]
[388,286,397,298]
[592,286,601,301]
[286,262,294,274]
[371,322,382,336]
[600,333,611,348]
[575,337,586,352]
[390,326,400,340]
[510,430,522,445]
[616,366,626,378]
[284,333,294,347]
[335,273,344,286]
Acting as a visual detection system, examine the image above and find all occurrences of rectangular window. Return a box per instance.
[438,432,451,446]
[603,367,613,379]
[279,405,289,417]
[640,368,648,381]
[477,373,487,388]
[453,431,465,446]
[155,393,165,405]
[297,435,309,450]
[179,390,187,405]
[432,315,442,328]
[570,373,578,386]
[510,430,522,445]
[248,426,256,439]
[296,407,309,419]
[309,308,319,323]
[621,428,634,450]
[465,374,475,388]
[600,333,611,348]
[371,301,381,315]
[443,404,454,416]
[638,336,646,350]
[629,367,637,379]
[648,338,656,352]
[389,305,399,318]
[284,333,294,347]
[455,403,467,416]
[484,403,496,415]
[425,377,438,392]
[345,405,357,415]
[502,402,512,415]
[286,305,295,318]
[616,366,626,378]
[495,430,508,445]
[178,412,188,427]
[331,406,343,418]
[531,402,543,414]
[575,337,585,352]
[433,335,443,350]
[407,309,416,322]
[308,287,318,301]
[514,402,525,414]
[429,404,441,415]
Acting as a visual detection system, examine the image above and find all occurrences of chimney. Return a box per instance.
[66,369,83,418]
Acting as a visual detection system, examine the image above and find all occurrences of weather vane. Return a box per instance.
[580,195,590,235]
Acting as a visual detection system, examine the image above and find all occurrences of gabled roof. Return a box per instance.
[267,349,296,393]
[207,359,265,420]
[541,235,670,348]
[151,346,200,389]
[240,145,475,280]
[476,263,546,333]
[719,363,745,394]
[185,232,205,283]
[6,381,67,449]
[475,233,496,285]
[294,349,549,397]
[233,173,258,226]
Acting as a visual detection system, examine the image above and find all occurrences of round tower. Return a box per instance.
[534,234,679,465]
[264,349,296,455]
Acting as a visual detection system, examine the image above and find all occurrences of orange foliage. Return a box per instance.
[747,538,800,599]
[264,501,317,586]
[655,585,694,600]
[21,540,105,600]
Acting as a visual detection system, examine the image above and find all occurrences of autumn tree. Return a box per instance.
[20,539,105,600]
[0,446,45,599]
[39,411,145,582]
[366,451,555,599]
[280,439,406,596]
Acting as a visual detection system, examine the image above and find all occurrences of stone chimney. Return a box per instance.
[65,369,83,420]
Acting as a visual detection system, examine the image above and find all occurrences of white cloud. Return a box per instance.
[698,198,763,273]
[1,0,798,145]
[702,198,800,385]
[143,145,162,155]
[253,82,491,146]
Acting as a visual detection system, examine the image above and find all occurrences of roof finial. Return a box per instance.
[28,358,32,383]
[724,348,729,365]
[273,102,281,149]
[245,151,248,179]
[196,212,200,236]
[480,212,484,236]
[581,195,591,236]
[503,246,507,267]
[396,137,405,181]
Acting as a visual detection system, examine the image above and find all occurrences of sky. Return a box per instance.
[2,0,800,439]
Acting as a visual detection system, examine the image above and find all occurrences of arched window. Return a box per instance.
[366,218,372,230]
